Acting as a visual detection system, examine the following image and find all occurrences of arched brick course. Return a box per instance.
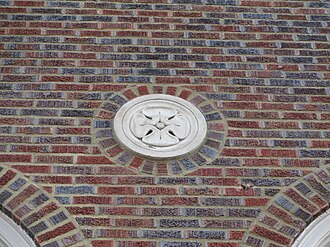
[0,165,91,247]
[244,162,330,247]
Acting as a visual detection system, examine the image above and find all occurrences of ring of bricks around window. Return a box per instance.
[93,85,227,176]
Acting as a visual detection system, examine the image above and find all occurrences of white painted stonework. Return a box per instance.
[292,208,330,247]
[114,94,207,159]
[0,211,36,247]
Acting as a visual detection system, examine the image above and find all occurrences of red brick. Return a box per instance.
[229,231,245,240]
[117,241,156,247]
[0,7,27,13]
[99,207,138,216]
[264,121,299,129]
[115,219,154,228]
[222,148,258,157]
[77,156,112,164]
[0,154,31,163]
[243,158,280,167]
[222,102,258,109]
[14,1,44,6]
[285,189,318,213]
[7,185,38,210]
[74,196,112,205]
[52,146,89,154]
[214,70,246,77]
[252,225,291,245]
[0,170,16,187]
[311,195,327,209]
[12,165,51,174]
[105,145,123,157]
[98,186,136,195]
[224,188,257,196]
[32,176,72,184]
[117,31,148,37]
[227,130,243,138]
[92,240,114,247]
[35,155,73,164]
[228,121,260,128]
[155,77,191,84]
[161,197,199,206]
[67,206,96,215]
[241,0,271,6]
[187,168,223,176]
[267,205,304,229]
[260,149,297,157]
[142,187,178,195]
[37,222,76,243]
[208,243,239,247]
[245,198,270,206]
[22,202,59,225]
[9,28,41,35]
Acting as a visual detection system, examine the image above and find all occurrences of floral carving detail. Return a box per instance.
[130,107,190,147]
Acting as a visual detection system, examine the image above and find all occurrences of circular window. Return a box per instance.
[113,94,207,159]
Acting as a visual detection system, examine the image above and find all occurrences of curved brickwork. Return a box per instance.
[0,165,91,247]
[0,0,329,246]
[244,162,330,247]
[93,85,227,176]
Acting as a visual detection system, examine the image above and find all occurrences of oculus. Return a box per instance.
[113,94,207,158]
[93,86,227,176]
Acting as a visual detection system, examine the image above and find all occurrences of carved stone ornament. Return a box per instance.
[93,86,227,176]
[114,94,207,158]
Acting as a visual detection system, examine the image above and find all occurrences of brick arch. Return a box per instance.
[243,163,330,247]
[0,165,91,247]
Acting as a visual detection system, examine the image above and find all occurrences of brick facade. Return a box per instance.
[0,0,329,246]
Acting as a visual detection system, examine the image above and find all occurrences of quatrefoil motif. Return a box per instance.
[130,107,190,147]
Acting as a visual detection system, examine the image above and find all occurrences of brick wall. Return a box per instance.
[0,0,329,246]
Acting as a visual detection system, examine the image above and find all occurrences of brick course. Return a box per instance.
[0,0,329,246]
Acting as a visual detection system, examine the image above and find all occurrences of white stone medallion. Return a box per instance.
[93,86,227,175]
[114,94,207,159]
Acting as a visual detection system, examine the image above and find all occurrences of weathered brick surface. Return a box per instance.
[0,0,329,246]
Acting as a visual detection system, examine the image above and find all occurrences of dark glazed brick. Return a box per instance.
[205,113,222,121]
[275,196,294,210]
[9,178,26,191]
[121,4,152,9]
[61,110,93,118]
[142,230,182,239]
[49,212,68,225]
[31,193,49,207]
[159,219,200,228]
[294,208,312,221]
[21,109,58,117]
[300,150,330,158]
[201,198,242,206]
[30,221,48,234]
[245,236,264,247]
[43,241,60,247]
[295,183,312,195]
[187,230,226,239]
[55,186,95,195]
[110,95,128,105]
[179,158,196,170]
[160,242,202,247]
[183,208,224,217]
[199,146,217,158]
[0,190,12,204]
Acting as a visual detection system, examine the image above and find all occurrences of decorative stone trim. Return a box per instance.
[243,163,330,247]
[0,165,91,247]
[93,85,227,176]
[0,211,36,247]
